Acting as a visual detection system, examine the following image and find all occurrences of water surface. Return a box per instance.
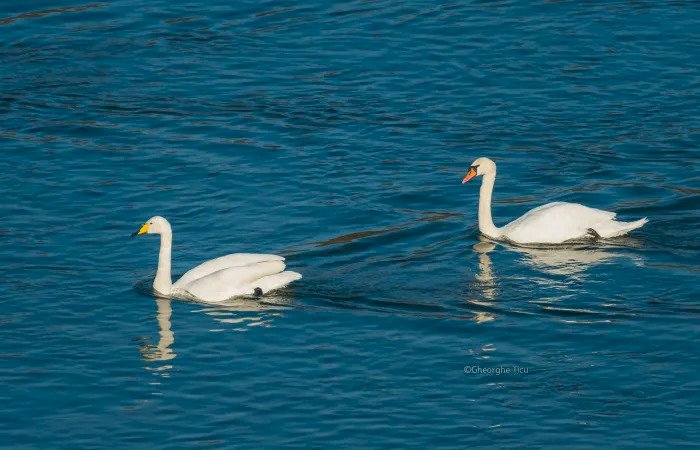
[1,0,699,447]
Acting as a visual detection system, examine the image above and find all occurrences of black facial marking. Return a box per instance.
[253,287,263,296]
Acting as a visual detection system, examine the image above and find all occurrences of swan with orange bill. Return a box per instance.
[461,157,648,245]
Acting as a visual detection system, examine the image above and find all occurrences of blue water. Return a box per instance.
[1,0,699,447]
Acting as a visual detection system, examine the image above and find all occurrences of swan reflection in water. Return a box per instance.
[470,239,498,324]
[468,235,643,323]
[475,235,642,277]
[140,297,177,377]
[140,292,293,369]
[191,294,292,332]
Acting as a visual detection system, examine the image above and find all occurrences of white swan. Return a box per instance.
[461,157,648,244]
[132,216,301,303]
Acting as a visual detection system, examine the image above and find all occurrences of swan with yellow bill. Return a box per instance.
[131,216,301,303]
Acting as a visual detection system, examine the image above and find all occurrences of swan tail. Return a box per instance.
[595,217,648,238]
[254,271,302,294]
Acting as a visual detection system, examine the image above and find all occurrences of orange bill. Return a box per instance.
[462,166,477,184]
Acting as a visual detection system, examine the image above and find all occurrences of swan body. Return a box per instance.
[462,158,648,244]
[132,216,301,303]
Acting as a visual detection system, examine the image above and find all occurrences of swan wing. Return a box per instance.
[175,253,284,288]
[502,202,618,244]
[177,260,288,303]
[516,202,616,222]
[254,271,302,294]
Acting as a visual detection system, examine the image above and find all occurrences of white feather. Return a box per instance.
[175,260,302,303]
[176,253,284,287]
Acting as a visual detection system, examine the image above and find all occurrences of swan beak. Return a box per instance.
[131,223,150,237]
[462,166,478,184]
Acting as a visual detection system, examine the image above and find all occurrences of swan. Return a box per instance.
[131,216,301,303]
[461,157,648,244]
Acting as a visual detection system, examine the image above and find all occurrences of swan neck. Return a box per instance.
[478,172,500,238]
[154,229,173,295]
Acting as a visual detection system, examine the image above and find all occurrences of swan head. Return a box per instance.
[462,157,496,183]
[131,216,171,237]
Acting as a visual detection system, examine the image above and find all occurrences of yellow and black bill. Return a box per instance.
[131,222,150,237]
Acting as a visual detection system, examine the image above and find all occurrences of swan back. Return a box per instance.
[177,260,288,302]
[175,253,285,288]
[502,202,617,244]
